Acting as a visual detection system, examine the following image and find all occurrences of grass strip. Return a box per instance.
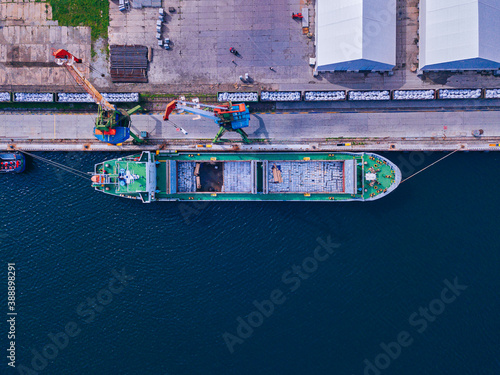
[47,0,109,41]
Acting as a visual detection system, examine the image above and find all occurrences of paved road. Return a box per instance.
[1,111,499,142]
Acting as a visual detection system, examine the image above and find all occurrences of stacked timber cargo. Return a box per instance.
[110,45,149,83]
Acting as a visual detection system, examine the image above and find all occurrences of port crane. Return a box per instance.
[163,100,251,143]
[52,49,144,145]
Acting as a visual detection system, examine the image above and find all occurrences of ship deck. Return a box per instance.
[93,152,157,202]
[155,152,365,201]
[114,160,148,194]
[361,153,399,200]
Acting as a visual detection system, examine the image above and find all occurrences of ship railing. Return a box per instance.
[139,192,151,203]
[92,176,118,186]
[251,160,256,194]
[263,160,269,194]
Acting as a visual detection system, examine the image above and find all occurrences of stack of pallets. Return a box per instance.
[110,45,149,83]
[272,164,283,183]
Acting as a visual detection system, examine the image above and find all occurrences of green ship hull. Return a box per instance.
[91,151,402,203]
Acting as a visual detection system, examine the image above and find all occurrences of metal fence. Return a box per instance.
[14,93,54,102]
[437,89,482,99]
[260,91,302,102]
[304,91,346,101]
[392,89,435,100]
[4,87,500,105]
[0,92,11,102]
[348,90,391,101]
[217,92,259,102]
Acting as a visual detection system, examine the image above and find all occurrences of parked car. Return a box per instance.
[158,39,163,47]
[156,33,161,40]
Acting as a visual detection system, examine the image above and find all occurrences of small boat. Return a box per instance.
[0,152,25,173]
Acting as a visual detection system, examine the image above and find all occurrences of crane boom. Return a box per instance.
[52,49,115,112]
[177,100,228,110]
[166,101,218,121]
[163,99,251,143]
[51,48,145,145]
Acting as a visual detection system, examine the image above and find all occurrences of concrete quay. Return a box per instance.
[1,111,499,152]
[5,138,500,153]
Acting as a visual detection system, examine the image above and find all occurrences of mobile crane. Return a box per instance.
[163,99,251,143]
[52,49,144,145]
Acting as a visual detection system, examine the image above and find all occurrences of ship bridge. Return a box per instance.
[92,152,157,203]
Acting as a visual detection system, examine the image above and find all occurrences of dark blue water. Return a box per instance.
[1,151,500,375]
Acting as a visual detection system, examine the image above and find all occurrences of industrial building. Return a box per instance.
[419,0,500,71]
[315,0,396,72]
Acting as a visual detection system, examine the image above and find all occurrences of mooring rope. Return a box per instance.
[401,149,460,184]
[17,150,90,180]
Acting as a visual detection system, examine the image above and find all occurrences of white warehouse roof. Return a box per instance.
[419,0,500,71]
[315,0,396,72]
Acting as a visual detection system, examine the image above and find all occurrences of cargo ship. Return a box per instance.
[91,151,401,203]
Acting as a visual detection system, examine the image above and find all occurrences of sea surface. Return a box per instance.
[1,151,499,375]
